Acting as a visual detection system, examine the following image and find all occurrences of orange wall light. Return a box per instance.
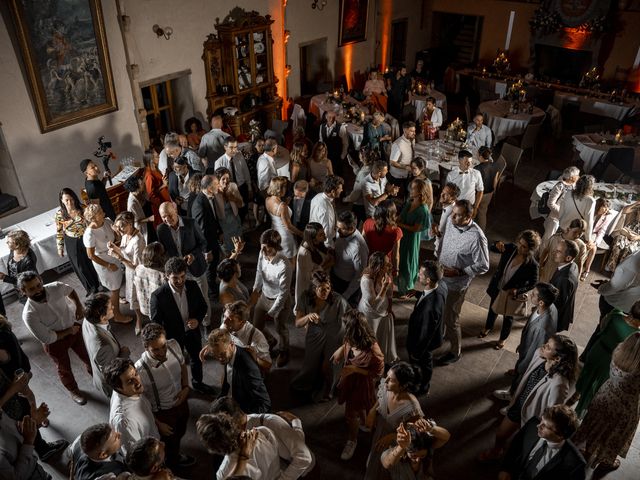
[379,0,392,70]
[343,43,353,90]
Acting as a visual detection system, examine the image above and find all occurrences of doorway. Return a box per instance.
[300,38,330,96]
[391,19,408,66]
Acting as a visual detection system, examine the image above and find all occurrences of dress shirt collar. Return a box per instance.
[143,350,169,368]
[170,216,184,231]
[168,282,186,298]
[453,220,473,233]
[96,323,109,331]
[556,262,571,271]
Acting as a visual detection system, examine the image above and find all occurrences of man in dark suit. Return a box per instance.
[549,239,579,332]
[157,201,211,326]
[407,260,447,395]
[74,423,129,480]
[150,257,215,394]
[500,404,585,480]
[206,328,271,414]
[290,180,315,232]
[167,157,195,215]
[190,175,223,299]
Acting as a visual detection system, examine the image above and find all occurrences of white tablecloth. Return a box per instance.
[553,91,638,121]
[572,134,640,173]
[479,100,546,143]
[409,90,448,122]
[529,179,639,221]
[309,94,361,121]
[414,140,479,174]
[1,207,68,295]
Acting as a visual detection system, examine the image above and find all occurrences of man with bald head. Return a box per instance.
[156,202,211,325]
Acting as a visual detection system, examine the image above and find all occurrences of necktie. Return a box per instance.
[230,157,237,183]
[524,441,548,479]
[179,175,185,187]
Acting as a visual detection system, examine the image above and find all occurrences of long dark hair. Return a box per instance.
[374,199,397,233]
[58,188,83,220]
[305,271,334,307]
[548,334,579,383]
[343,310,376,351]
[302,222,327,265]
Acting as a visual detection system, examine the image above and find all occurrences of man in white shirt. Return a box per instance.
[197,413,281,480]
[198,115,230,171]
[135,324,194,469]
[432,182,460,256]
[466,114,492,148]
[389,121,416,194]
[542,167,580,244]
[363,161,398,218]
[202,300,272,373]
[446,150,484,218]
[214,136,252,220]
[332,211,369,305]
[104,358,160,456]
[257,138,279,193]
[309,175,344,248]
[19,272,91,405]
[251,229,293,368]
[210,396,315,480]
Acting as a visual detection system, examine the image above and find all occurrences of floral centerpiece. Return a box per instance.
[446,117,466,142]
[579,67,601,90]
[506,79,525,102]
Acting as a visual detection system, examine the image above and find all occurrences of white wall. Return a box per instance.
[0,0,141,227]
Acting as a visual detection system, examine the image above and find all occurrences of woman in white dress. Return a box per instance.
[109,211,146,335]
[295,222,333,311]
[83,204,131,324]
[124,175,153,243]
[265,176,302,262]
[358,251,397,362]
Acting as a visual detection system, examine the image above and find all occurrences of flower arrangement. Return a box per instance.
[507,79,525,101]
[579,67,601,90]
[529,8,562,34]
[578,15,608,34]
[446,117,466,142]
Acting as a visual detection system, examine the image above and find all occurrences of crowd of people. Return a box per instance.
[1,69,640,480]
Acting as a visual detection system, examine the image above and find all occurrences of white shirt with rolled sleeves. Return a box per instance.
[221,321,271,367]
[257,153,278,191]
[309,193,336,248]
[246,413,315,480]
[446,167,484,204]
[363,174,387,218]
[437,216,489,291]
[135,338,185,411]
[22,282,77,345]
[216,426,281,480]
[215,152,252,187]
[466,124,492,148]
[389,135,414,179]
[333,230,369,299]
[109,392,160,457]
[253,252,293,318]
[598,250,640,312]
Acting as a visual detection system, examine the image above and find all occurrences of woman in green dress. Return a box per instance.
[573,301,640,416]
[397,179,432,297]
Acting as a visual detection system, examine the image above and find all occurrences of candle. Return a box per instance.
[634,45,640,68]
[505,11,515,51]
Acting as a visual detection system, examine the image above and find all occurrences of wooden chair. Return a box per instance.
[499,143,524,185]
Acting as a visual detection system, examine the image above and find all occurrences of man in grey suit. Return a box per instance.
[198,115,230,172]
[82,293,130,397]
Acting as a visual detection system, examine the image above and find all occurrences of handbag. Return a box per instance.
[491,289,528,317]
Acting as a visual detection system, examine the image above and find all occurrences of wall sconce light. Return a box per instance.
[152,24,173,40]
[285,64,292,77]
[284,30,291,44]
[311,0,327,10]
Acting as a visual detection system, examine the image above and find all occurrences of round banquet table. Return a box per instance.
[409,90,448,122]
[572,133,640,173]
[414,140,479,174]
[309,93,360,121]
[479,100,545,143]
[529,179,639,221]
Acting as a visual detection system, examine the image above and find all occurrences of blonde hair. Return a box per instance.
[83,204,103,223]
[410,179,431,206]
[207,328,232,347]
[6,230,31,251]
[267,176,288,197]
[612,332,640,374]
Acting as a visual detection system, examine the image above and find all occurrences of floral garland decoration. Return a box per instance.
[529,8,562,34]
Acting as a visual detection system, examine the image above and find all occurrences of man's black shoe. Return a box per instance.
[39,439,69,462]
[176,453,196,468]
[435,353,461,366]
[192,381,217,395]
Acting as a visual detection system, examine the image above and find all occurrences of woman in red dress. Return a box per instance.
[142,149,171,227]
[362,199,403,277]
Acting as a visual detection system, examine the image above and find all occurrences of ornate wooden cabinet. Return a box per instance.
[202,8,282,137]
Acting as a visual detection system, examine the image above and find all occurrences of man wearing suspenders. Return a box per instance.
[135,324,194,469]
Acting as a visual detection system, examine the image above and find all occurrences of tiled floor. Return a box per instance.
[2,130,638,479]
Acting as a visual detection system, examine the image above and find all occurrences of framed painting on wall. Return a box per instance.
[338,0,369,46]
[8,0,117,133]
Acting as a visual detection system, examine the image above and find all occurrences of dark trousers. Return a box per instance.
[206,255,220,299]
[180,330,203,384]
[388,173,409,199]
[484,301,514,342]
[238,183,250,221]
[65,235,102,295]
[43,329,92,391]
[409,351,433,393]
[330,270,360,306]
[155,400,190,467]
